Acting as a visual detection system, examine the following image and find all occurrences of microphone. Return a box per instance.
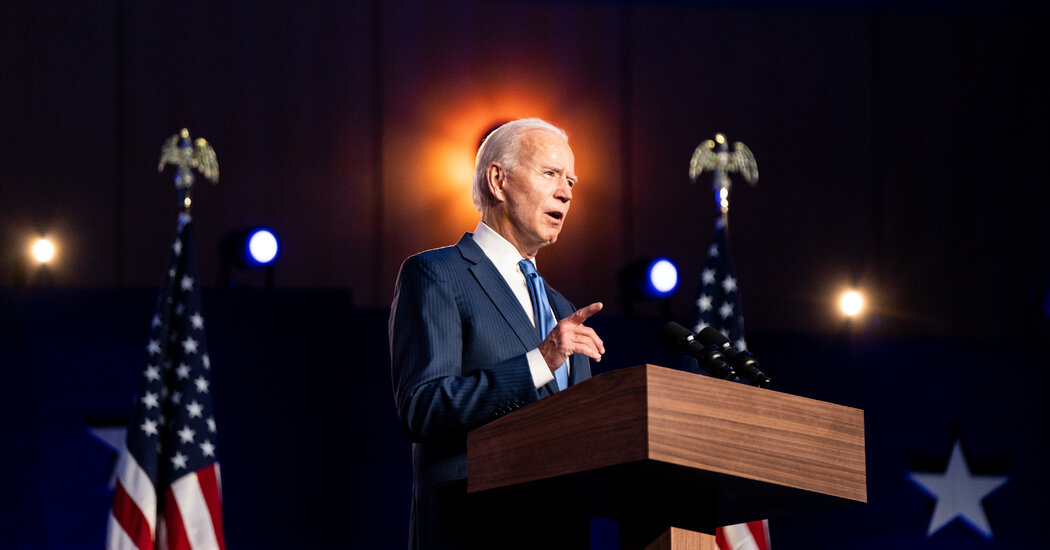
[695,327,771,388]
[660,322,737,380]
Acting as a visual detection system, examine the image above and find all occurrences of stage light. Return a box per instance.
[32,238,56,263]
[647,258,679,297]
[840,290,864,317]
[247,229,279,265]
[620,257,680,318]
[220,226,280,289]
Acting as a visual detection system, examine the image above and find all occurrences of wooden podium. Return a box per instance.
[467,365,866,549]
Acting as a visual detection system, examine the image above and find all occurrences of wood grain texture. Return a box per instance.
[645,365,867,502]
[467,365,866,529]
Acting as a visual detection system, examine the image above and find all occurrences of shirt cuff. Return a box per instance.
[526,348,556,389]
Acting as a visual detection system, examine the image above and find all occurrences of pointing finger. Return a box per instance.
[569,302,603,324]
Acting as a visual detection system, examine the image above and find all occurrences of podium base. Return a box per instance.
[643,528,716,550]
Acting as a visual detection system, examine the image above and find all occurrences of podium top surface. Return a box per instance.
[467,365,865,527]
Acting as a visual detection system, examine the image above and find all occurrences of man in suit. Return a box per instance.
[389,118,605,549]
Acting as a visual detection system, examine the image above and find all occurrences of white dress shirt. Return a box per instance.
[471,221,559,389]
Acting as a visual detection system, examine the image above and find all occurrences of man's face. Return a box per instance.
[497,130,577,257]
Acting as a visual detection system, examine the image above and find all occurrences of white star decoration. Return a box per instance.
[181,275,194,291]
[908,440,1008,539]
[200,439,216,457]
[182,337,199,354]
[190,312,204,330]
[697,295,713,312]
[171,452,188,470]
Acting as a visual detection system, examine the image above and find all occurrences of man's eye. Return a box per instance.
[544,170,555,177]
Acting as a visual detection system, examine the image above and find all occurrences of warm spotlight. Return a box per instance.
[840,290,865,317]
[32,238,56,264]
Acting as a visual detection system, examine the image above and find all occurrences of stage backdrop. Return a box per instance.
[2,288,1046,549]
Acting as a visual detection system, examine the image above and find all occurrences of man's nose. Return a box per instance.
[555,177,573,202]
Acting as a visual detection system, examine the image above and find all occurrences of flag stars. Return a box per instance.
[697,295,713,312]
[701,268,716,285]
[182,337,199,355]
[190,313,204,330]
[144,365,161,382]
[721,275,737,294]
[140,418,159,437]
[176,363,191,380]
[200,439,216,458]
[177,426,196,444]
[186,400,204,419]
[147,339,161,356]
[194,376,210,394]
[141,391,159,409]
[202,354,211,370]
[719,302,735,319]
[206,417,217,433]
[173,239,183,256]
[171,452,188,470]
[181,275,195,291]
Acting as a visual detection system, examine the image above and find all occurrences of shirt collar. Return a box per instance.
[472,221,535,272]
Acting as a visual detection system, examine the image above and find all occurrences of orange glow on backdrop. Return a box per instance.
[412,77,608,249]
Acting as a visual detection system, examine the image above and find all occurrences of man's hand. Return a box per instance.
[538,302,605,370]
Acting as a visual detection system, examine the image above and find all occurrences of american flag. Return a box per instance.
[106,214,226,550]
[692,218,771,550]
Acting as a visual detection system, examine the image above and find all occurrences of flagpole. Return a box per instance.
[687,133,771,549]
[106,129,227,550]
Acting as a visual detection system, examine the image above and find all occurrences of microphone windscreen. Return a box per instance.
[660,322,694,353]
[696,326,731,347]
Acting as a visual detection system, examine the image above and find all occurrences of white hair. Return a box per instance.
[471,118,568,215]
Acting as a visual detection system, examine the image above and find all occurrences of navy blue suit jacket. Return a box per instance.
[389,233,592,549]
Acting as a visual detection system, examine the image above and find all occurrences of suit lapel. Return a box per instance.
[457,234,540,351]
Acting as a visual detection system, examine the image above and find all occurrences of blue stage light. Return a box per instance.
[247,229,279,265]
[645,258,679,298]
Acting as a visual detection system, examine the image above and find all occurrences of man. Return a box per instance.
[389,118,605,549]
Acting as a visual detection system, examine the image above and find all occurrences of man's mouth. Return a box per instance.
[547,211,564,221]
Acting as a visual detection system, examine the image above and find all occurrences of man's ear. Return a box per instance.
[486,163,506,202]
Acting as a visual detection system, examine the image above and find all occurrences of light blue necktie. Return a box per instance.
[519,259,569,391]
